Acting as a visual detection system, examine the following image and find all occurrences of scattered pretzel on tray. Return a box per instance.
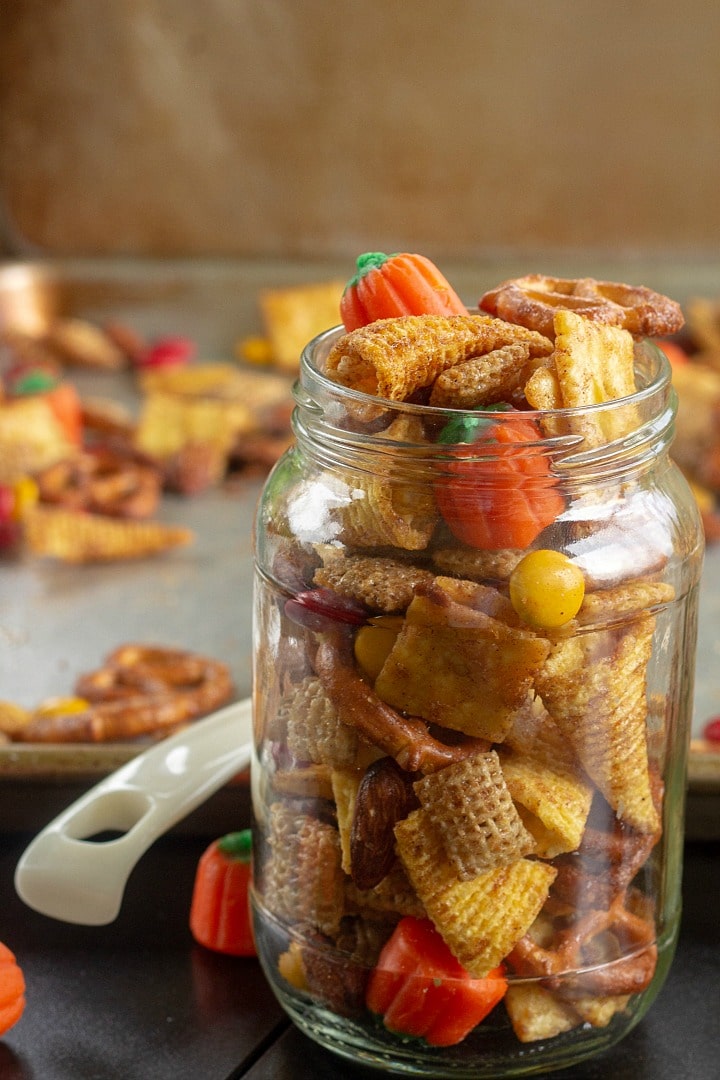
[3,644,234,744]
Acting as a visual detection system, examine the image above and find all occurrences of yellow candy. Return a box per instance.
[509,550,585,630]
[353,616,404,681]
[236,335,274,366]
[11,476,39,520]
[34,696,90,719]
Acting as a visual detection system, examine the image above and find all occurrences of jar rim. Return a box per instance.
[299,323,672,427]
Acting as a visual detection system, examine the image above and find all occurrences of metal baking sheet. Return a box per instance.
[0,257,718,801]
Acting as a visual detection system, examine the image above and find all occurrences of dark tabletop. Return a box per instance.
[1,787,718,1080]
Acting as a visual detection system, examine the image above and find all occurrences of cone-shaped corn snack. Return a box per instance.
[395,808,556,977]
[535,617,659,834]
[24,505,193,563]
[325,314,552,401]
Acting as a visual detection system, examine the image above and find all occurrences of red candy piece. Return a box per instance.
[702,717,720,743]
[137,336,196,369]
[0,485,14,522]
[284,587,368,631]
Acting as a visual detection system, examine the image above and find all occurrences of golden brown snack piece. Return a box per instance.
[687,296,720,358]
[504,982,582,1042]
[0,701,32,737]
[36,448,162,519]
[374,578,550,742]
[313,553,434,614]
[431,544,524,584]
[428,342,535,409]
[500,749,593,859]
[134,363,293,491]
[395,807,556,977]
[501,697,593,858]
[0,395,77,485]
[45,317,126,370]
[313,628,489,773]
[24,504,194,563]
[324,314,552,401]
[263,802,345,937]
[258,280,346,371]
[524,311,639,448]
[413,750,535,878]
[479,274,684,340]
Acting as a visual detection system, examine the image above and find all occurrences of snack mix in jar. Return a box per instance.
[250,256,704,1078]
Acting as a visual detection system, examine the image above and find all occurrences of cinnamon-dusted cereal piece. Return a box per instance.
[324,314,552,401]
[431,545,524,584]
[263,802,345,937]
[428,342,534,409]
[24,505,193,563]
[281,676,363,769]
[576,579,675,627]
[374,578,550,742]
[413,750,535,878]
[479,274,684,340]
[314,554,434,614]
[395,808,556,977]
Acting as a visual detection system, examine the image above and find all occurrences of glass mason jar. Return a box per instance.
[250,323,703,1078]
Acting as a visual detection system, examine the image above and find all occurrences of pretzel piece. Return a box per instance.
[479,274,684,340]
[36,449,162,519]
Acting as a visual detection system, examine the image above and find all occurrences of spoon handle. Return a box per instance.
[14,698,252,926]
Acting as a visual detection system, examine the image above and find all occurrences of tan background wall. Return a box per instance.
[0,0,718,261]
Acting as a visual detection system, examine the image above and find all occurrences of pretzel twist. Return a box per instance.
[36,448,162,519]
[508,893,657,999]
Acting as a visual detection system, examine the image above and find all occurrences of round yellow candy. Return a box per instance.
[509,549,585,630]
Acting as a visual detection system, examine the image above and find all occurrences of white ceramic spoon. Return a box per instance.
[14,697,253,926]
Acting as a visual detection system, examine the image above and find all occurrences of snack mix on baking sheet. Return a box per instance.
[249,254,703,1074]
[0,314,295,562]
